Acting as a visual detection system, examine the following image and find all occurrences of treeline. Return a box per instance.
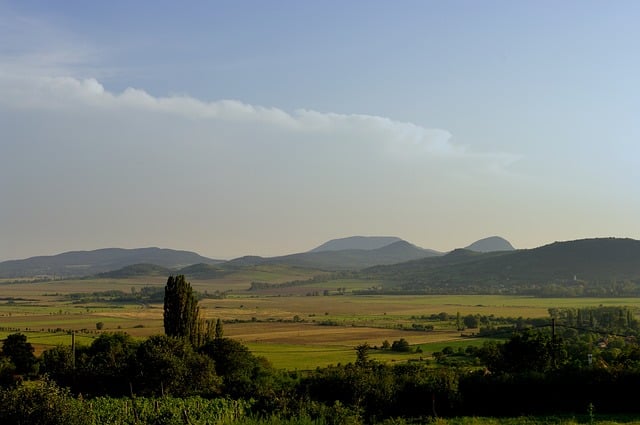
[64,285,227,304]
[249,271,354,291]
[353,279,640,297]
[65,286,166,304]
[550,306,640,333]
[249,270,640,298]
[37,333,282,401]
[5,327,640,423]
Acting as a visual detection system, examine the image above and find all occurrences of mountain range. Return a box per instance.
[0,247,222,278]
[227,239,440,271]
[4,237,639,294]
[0,236,498,278]
[310,236,405,252]
[464,236,515,253]
[361,237,640,295]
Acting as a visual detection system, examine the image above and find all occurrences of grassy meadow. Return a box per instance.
[2,268,640,368]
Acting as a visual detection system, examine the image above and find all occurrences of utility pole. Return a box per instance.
[71,331,76,370]
[551,318,557,368]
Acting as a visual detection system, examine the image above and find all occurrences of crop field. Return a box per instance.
[235,322,488,369]
[2,276,640,367]
[226,264,327,283]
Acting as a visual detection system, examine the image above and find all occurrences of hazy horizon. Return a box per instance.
[2,2,639,261]
[3,233,637,264]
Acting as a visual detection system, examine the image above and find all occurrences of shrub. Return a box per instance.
[0,378,84,425]
[391,338,411,352]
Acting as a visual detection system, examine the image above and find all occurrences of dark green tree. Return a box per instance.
[480,330,567,375]
[79,332,139,396]
[0,357,16,387]
[164,275,201,346]
[456,311,464,331]
[136,335,220,397]
[463,314,479,329]
[391,338,411,352]
[2,333,36,375]
[214,318,224,340]
[200,337,273,398]
[355,343,371,367]
[40,345,74,387]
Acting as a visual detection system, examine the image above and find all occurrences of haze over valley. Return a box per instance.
[4,235,640,298]
[2,2,640,262]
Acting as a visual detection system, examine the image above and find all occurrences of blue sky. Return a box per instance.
[1,1,639,260]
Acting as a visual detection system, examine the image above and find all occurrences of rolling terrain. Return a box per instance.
[229,239,440,271]
[465,235,515,252]
[9,235,630,297]
[361,238,640,296]
[0,247,223,278]
[310,236,405,252]
[1,235,440,278]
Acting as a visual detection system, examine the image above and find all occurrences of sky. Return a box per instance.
[2,0,640,261]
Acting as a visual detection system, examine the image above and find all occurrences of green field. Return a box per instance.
[2,276,640,367]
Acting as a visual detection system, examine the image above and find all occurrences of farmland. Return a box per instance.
[3,269,640,423]
[2,269,640,370]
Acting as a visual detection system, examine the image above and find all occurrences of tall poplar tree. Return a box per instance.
[214,318,224,340]
[163,275,200,346]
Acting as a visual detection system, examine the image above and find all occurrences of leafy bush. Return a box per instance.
[390,338,411,352]
[0,378,84,425]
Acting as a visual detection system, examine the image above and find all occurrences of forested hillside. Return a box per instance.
[0,248,222,278]
[360,238,640,296]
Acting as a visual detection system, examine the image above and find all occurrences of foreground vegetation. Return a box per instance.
[3,274,640,423]
[3,370,640,424]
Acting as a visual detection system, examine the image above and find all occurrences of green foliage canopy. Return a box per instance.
[164,275,204,346]
[2,333,36,375]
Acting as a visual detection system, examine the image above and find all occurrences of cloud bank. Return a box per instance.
[0,74,520,259]
[2,4,638,263]
[0,74,518,164]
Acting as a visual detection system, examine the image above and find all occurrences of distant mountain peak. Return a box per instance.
[465,236,515,253]
[309,236,403,252]
[0,247,222,278]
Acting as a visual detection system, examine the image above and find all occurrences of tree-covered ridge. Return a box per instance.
[464,236,515,252]
[358,238,640,296]
[0,247,223,278]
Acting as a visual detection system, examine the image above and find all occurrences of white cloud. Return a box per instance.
[0,74,519,172]
[0,6,519,172]
[1,5,638,262]
[0,73,523,259]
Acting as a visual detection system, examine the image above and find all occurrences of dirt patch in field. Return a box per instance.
[225,322,463,346]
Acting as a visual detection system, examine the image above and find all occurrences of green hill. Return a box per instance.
[0,247,223,278]
[361,238,640,296]
[97,263,171,278]
[258,240,439,270]
[177,263,230,279]
[465,236,515,252]
[309,236,403,252]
